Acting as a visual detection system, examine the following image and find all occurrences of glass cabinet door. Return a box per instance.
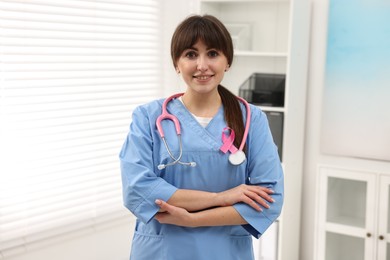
[325,232,365,260]
[326,177,367,227]
[318,167,376,260]
[378,176,390,260]
[325,175,373,260]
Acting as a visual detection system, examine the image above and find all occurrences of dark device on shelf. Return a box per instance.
[238,73,285,161]
[238,73,285,107]
[264,111,283,161]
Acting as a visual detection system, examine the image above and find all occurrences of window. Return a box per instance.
[0,0,162,257]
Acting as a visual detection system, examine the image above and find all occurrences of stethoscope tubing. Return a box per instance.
[158,135,196,170]
[235,96,251,152]
[156,93,183,138]
[156,93,250,169]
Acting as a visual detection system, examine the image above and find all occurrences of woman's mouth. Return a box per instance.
[194,75,213,81]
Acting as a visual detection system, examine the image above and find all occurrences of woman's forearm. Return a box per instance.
[155,199,247,227]
[192,206,247,227]
[167,189,220,212]
[167,184,274,212]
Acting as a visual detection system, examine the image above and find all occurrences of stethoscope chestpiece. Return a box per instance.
[228,150,246,165]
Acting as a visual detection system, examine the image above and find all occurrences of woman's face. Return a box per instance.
[176,40,229,95]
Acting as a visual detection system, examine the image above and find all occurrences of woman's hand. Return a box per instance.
[217,184,275,211]
[154,200,196,227]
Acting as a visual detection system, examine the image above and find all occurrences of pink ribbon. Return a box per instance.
[220,127,238,154]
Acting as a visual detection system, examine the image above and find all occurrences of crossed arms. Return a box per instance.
[154,184,275,227]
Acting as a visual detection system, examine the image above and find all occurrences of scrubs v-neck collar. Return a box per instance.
[168,98,224,151]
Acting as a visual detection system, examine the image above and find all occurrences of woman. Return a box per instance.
[119,14,284,260]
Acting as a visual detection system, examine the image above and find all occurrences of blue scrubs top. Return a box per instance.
[119,97,284,260]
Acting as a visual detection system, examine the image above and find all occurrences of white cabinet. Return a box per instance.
[378,176,390,260]
[316,166,390,260]
[198,1,311,260]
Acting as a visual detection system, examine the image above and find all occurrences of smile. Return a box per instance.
[194,75,213,80]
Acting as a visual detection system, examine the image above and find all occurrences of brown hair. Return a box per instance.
[171,14,246,152]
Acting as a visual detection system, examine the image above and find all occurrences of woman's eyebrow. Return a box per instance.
[185,46,217,51]
[185,46,198,51]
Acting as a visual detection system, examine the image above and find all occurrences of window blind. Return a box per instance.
[0,0,162,257]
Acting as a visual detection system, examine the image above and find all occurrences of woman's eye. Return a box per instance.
[208,50,219,57]
[184,51,197,59]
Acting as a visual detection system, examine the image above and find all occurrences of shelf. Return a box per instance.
[258,106,285,113]
[235,51,288,58]
[325,222,366,238]
[326,215,365,229]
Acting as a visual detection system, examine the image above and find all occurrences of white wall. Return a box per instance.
[300,1,390,260]
[299,1,329,258]
[161,0,199,96]
[3,218,134,260]
[1,2,198,260]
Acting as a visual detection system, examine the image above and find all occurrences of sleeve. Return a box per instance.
[119,106,178,224]
[233,107,284,238]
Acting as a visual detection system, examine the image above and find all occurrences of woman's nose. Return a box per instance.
[196,56,208,71]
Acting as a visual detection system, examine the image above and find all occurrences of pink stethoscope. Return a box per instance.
[156,93,251,170]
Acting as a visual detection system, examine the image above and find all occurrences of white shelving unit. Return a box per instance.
[316,166,390,260]
[198,1,311,260]
[200,0,290,95]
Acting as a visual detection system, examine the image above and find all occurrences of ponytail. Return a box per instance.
[218,85,246,153]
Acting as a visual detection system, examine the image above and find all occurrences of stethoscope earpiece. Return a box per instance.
[157,164,166,170]
[189,162,196,167]
[157,161,196,171]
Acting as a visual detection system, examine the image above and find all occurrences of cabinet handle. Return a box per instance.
[379,235,384,240]
[366,233,371,238]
